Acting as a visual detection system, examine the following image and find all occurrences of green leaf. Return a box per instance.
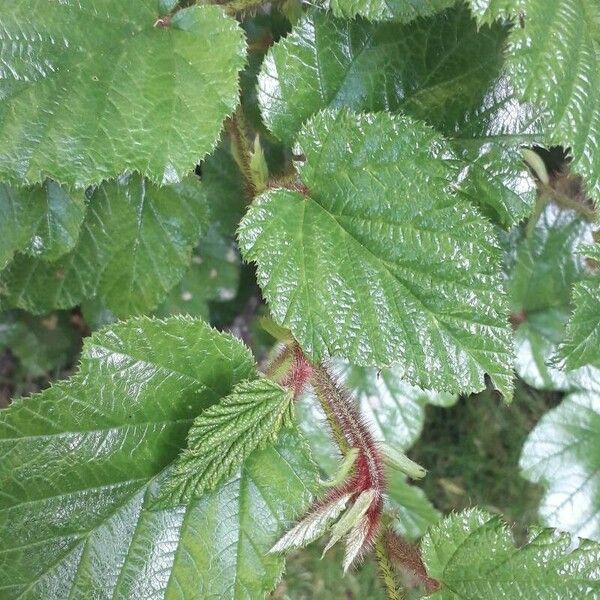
[509,206,592,315]
[514,308,600,393]
[296,393,341,475]
[386,474,441,540]
[257,7,540,226]
[24,182,86,261]
[0,181,84,268]
[451,82,540,227]
[520,391,600,542]
[199,142,248,238]
[79,297,118,332]
[561,245,600,370]
[466,0,514,23]
[339,363,456,451]
[509,205,600,391]
[0,3,246,187]
[467,0,600,199]
[421,508,600,598]
[167,428,316,599]
[155,229,241,319]
[258,7,507,144]
[0,310,80,377]
[328,0,455,22]
[239,110,514,398]
[1,174,209,317]
[163,378,294,504]
[0,317,318,598]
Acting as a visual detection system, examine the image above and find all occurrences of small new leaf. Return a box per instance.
[249,135,269,194]
[380,443,427,479]
[319,448,359,487]
[271,493,353,553]
[163,378,295,504]
[322,489,377,557]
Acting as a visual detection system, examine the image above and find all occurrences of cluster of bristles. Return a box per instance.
[267,344,386,572]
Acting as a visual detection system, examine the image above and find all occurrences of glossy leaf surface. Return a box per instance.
[520,391,600,542]
[422,508,600,598]
[328,0,455,22]
[1,174,209,317]
[258,7,539,226]
[467,0,600,199]
[0,181,84,267]
[0,317,318,598]
[0,3,246,187]
[258,7,506,143]
[239,110,514,397]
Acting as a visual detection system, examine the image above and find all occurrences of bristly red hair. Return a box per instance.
[263,343,313,399]
[384,529,439,592]
[309,362,386,565]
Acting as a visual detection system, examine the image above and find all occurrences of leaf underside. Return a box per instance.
[520,391,600,542]
[561,245,600,370]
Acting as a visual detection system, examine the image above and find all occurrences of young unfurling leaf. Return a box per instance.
[162,378,295,504]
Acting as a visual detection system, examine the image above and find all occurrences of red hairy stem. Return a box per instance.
[384,530,439,592]
[263,342,313,399]
[310,363,386,552]
[311,363,385,493]
[375,537,407,600]
[268,348,406,594]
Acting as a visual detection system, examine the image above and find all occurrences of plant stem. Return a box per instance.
[539,184,596,221]
[375,536,407,600]
[310,364,350,453]
[227,106,258,199]
[384,530,440,593]
[309,361,407,598]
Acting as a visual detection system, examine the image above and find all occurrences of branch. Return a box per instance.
[375,536,407,600]
[309,362,407,598]
[227,106,259,199]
